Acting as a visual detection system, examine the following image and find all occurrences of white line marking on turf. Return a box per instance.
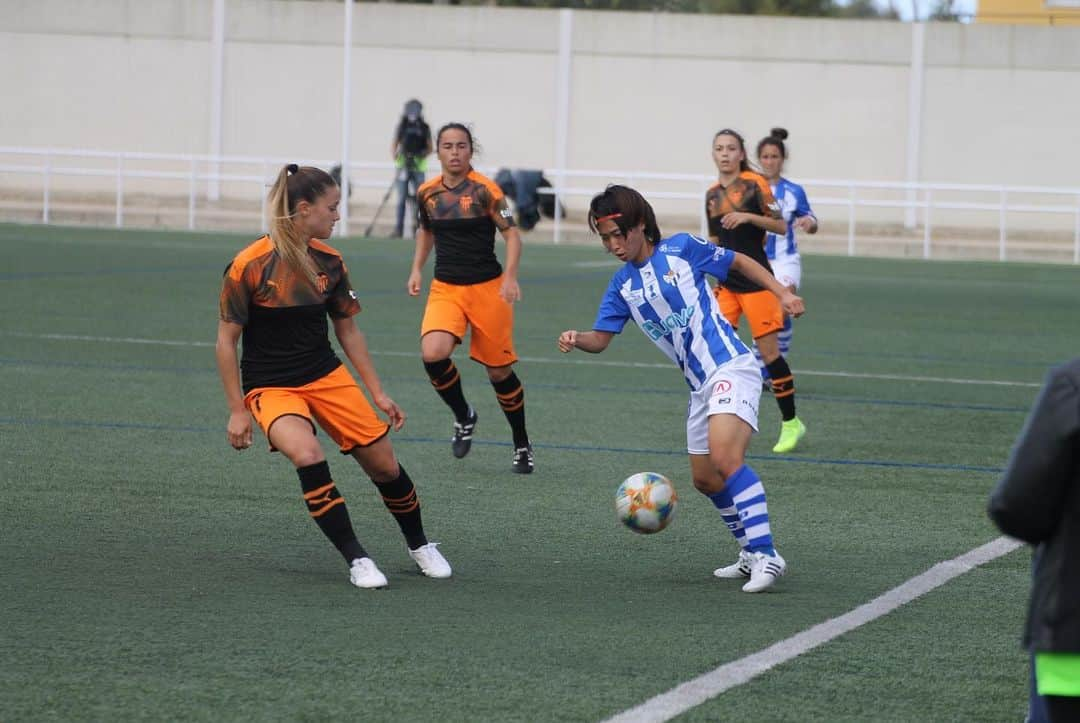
[1,331,1044,388]
[603,536,1024,723]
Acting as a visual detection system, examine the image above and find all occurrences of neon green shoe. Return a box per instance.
[772,417,806,454]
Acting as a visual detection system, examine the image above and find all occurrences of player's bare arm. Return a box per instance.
[407,228,435,296]
[794,214,818,234]
[333,317,405,430]
[499,226,523,303]
[215,319,253,450]
[558,329,614,354]
[730,253,805,318]
[721,211,787,235]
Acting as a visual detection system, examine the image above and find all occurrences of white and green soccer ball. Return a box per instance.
[615,472,677,534]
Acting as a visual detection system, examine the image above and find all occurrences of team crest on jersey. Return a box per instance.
[459,196,473,212]
[620,279,645,306]
[315,272,330,294]
[663,268,679,286]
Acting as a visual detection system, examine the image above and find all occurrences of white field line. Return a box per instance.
[2,331,1043,389]
[603,536,1024,723]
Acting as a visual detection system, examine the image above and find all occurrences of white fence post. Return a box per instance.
[338,0,353,237]
[847,183,856,256]
[699,176,709,238]
[1074,196,1079,264]
[923,188,932,259]
[43,150,52,224]
[115,156,124,228]
[999,189,1007,262]
[260,160,268,234]
[188,157,197,230]
[552,8,573,246]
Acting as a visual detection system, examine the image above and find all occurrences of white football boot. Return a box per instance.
[349,557,389,589]
[408,543,453,579]
[742,551,786,593]
[713,549,753,579]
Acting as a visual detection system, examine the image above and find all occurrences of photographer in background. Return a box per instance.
[390,99,432,238]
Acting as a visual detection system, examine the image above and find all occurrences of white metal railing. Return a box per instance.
[3,146,1080,264]
[543,168,1080,263]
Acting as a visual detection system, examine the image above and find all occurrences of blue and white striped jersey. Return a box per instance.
[766,177,815,260]
[592,232,751,391]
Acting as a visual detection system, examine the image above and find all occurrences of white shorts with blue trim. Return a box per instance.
[686,353,761,455]
[770,251,802,291]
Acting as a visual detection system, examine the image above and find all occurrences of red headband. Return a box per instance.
[595,213,623,223]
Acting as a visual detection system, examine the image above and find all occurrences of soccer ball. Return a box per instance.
[615,472,677,534]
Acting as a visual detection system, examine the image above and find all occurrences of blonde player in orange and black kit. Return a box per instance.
[407,123,534,474]
[216,164,452,590]
[707,128,806,454]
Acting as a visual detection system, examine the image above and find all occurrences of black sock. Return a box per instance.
[765,356,796,422]
[374,464,428,550]
[424,358,471,422]
[492,371,529,448]
[297,461,367,563]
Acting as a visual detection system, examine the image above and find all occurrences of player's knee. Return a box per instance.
[710,454,744,482]
[757,346,780,364]
[691,474,719,494]
[289,447,326,469]
[486,364,512,383]
[421,349,450,364]
[366,460,400,484]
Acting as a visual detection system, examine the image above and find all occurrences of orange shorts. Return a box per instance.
[714,286,784,340]
[421,276,517,367]
[244,364,389,454]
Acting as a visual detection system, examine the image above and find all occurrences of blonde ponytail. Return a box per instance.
[266,164,336,287]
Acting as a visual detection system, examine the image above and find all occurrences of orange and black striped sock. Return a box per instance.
[492,371,529,448]
[424,358,470,422]
[375,465,427,550]
[765,356,796,422]
[297,461,367,563]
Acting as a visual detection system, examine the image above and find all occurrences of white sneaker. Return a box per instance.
[349,557,389,589]
[742,551,786,593]
[408,542,452,579]
[713,549,753,579]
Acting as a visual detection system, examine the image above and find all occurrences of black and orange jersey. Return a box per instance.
[705,171,782,293]
[417,169,516,285]
[219,235,361,393]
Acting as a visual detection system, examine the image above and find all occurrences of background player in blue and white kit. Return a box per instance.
[557,185,804,593]
[755,128,817,386]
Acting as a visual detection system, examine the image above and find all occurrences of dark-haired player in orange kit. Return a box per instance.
[707,128,806,454]
[407,123,534,474]
[216,163,451,589]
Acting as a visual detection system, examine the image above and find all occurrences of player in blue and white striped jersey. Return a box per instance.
[754,128,817,385]
[558,186,804,593]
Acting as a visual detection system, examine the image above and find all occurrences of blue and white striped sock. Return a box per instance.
[778,315,793,356]
[707,487,748,549]
[751,341,770,382]
[724,465,775,555]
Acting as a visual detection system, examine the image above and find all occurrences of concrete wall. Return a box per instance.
[3,0,1080,193]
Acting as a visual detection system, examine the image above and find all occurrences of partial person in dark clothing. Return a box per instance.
[988,357,1080,722]
[493,168,564,231]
